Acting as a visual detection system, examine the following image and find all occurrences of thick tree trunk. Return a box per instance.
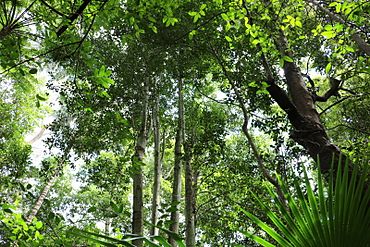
[150,93,162,236]
[184,147,196,247]
[261,29,347,172]
[132,82,149,247]
[306,0,370,56]
[169,77,185,246]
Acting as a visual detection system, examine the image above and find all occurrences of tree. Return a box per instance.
[169,74,185,246]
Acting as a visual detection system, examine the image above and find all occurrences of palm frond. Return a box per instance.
[243,159,370,247]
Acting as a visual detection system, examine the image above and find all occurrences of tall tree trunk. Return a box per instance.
[150,93,162,236]
[169,77,185,246]
[184,145,196,247]
[306,0,370,56]
[132,82,149,247]
[25,150,70,224]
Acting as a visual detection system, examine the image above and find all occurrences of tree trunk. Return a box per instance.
[261,28,347,173]
[184,147,196,247]
[132,82,149,247]
[306,0,370,56]
[169,77,185,246]
[150,92,162,236]
[25,174,58,224]
[25,150,70,224]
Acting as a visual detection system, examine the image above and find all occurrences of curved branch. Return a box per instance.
[209,44,287,208]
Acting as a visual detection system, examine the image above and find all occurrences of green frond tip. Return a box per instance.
[241,158,370,247]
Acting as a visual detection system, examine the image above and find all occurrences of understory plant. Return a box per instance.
[67,223,185,247]
[243,158,370,247]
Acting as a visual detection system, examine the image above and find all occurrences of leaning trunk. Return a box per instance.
[169,77,185,246]
[25,174,58,224]
[150,93,162,236]
[132,81,149,247]
[261,26,347,172]
[25,149,70,223]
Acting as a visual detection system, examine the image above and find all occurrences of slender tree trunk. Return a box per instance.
[306,0,370,56]
[26,126,46,144]
[210,45,287,207]
[132,82,149,247]
[105,218,111,235]
[25,174,58,224]
[184,146,196,247]
[169,77,185,246]
[150,93,162,236]
[25,149,70,223]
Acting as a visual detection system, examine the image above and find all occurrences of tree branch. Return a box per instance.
[306,0,370,56]
[39,0,66,17]
[209,44,287,208]
[0,41,81,75]
[56,0,93,37]
[319,96,350,116]
[314,77,341,102]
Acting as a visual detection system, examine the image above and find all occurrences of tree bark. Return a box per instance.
[132,81,149,247]
[306,0,370,56]
[150,92,162,236]
[169,77,185,246]
[261,30,347,172]
[25,150,70,224]
[25,174,58,224]
[184,145,196,247]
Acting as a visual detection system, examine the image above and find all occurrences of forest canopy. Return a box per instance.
[0,0,369,246]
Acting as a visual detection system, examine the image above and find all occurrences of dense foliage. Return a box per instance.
[0,0,369,246]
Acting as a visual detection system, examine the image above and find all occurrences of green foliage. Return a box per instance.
[0,203,44,245]
[243,159,370,247]
[67,226,185,247]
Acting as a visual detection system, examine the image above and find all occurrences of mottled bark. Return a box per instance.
[25,174,58,224]
[150,93,162,236]
[262,32,347,172]
[184,148,196,247]
[132,82,149,247]
[26,149,70,223]
[169,77,184,246]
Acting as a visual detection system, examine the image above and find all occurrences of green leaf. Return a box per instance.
[87,206,97,213]
[35,221,43,229]
[153,236,172,247]
[282,56,294,62]
[3,208,13,213]
[193,13,201,23]
[322,31,336,39]
[325,63,332,74]
[188,11,197,17]
[221,13,228,21]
